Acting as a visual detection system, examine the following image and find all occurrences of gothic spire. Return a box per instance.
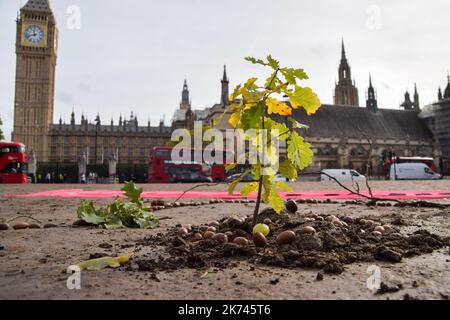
[341,37,346,60]
[445,74,450,99]
[221,65,230,106]
[413,83,420,110]
[438,87,443,101]
[366,74,377,112]
[222,65,228,82]
[70,108,75,125]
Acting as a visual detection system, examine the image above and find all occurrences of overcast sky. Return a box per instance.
[1,0,449,141]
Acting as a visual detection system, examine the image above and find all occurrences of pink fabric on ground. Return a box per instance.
[3,189,450,200]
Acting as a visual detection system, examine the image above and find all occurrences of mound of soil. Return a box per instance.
[131,209,450,275]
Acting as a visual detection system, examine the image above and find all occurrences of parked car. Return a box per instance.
[225,173,257,183]
[273,174,289,182]
[320,169,366,182]
[389,163,441,180]
[172,172,212,183]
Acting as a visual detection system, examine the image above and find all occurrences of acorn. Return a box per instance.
[253,232,267,247]
[212,233,228,244]
[209,221,220,228]
[225,231,235,240]
[300,226,316,234]
[331,218,344,227]
[285,200,298,213]
[178,227,189,236]
[233,229,248,238]
[207,226,217,233]
[0,223,9,231]
[233,237,249,246]
[226,216,243,227]
[204,231,215,239]
[276,230,296,245]
[193,233,203,241]
[342,216,354,224]
[13,222,30,230]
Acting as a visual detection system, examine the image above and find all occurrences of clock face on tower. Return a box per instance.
[24,25,45,44]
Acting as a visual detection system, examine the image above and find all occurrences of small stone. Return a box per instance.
[316,272,324,281]
[270,278,280,285]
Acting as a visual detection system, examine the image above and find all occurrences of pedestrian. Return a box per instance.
[80,172,86,184]
[45,172,51,183]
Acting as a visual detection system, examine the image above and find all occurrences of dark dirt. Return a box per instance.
[127,207,450,276]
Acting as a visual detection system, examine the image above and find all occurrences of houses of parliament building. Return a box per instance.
[10,0,450,177]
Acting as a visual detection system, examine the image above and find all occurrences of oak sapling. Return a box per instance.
[225,55,321,226]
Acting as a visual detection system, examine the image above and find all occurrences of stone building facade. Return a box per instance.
[47,113,171,164]
[419,76,450,174]
[182,42,440,176]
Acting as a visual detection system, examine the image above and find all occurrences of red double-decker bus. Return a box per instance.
[149,146,233,183]
[0,142,28,184]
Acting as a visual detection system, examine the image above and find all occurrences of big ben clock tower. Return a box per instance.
[12,0,58,161]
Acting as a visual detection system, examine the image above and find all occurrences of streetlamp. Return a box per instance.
[94,114,100,165]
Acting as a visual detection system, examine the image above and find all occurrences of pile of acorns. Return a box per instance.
[174,199,318,249]
[174,198,394,250]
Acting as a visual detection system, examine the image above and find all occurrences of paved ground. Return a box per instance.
[0,180,449,300]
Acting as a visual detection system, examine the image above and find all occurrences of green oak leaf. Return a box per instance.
[269,187,284,213]
[279,159,298,180]
[241,182,259,196]
[122,181,144,208]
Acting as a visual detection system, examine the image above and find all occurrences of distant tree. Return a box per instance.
[0,115,4,141]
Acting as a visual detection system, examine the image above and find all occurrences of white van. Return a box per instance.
[321,169,366,182]
[390,163,441,180]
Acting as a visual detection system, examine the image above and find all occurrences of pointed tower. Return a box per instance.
[413,83,420,110]
[400,91,414,110]
[221,65,230,106]
[366,74,378,112]
[180,79,191,110]
[70,109,75,126]
[12,0,58,161]
[334,39,359,106]
[438,87,443,101]
[444,75,450,99]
